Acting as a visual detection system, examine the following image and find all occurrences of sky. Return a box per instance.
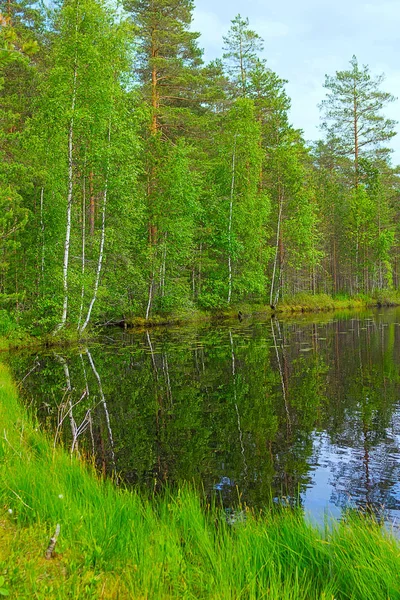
[191,0,400,163]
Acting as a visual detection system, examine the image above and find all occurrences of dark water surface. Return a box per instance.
[7,308,400,524]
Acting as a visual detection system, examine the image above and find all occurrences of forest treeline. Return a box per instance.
[1,0,399,332]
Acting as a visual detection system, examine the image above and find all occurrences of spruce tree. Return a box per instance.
[0,0,43,307]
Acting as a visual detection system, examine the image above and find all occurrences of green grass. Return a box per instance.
[278,292,370,313]
[135,292,400,328]
[1,363,400,598]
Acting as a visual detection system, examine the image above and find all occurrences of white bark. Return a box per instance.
[162,352,172,404]
[45,524,61,560]
[80,122,111,334]
[40,187,45,287]
[80,352,96,455]
[270,186,284,308]
[227,136,237,304]
[77,173,86,330]
[198,242,202,296]
[86,348,118,481]
[54,354,78,453]
[146,331,158,379]
[145,274,154,320]
[54,9,79,334]
[229,330,247,478]
[271,318,291,434]
[160,233,167,298]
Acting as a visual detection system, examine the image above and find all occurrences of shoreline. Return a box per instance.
[1,292,400,352]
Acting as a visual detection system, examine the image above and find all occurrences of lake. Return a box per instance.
[7,308,400,525]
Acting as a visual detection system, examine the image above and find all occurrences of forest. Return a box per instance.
[1,0,399,334]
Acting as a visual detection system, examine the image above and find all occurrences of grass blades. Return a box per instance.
[1,362,400,599]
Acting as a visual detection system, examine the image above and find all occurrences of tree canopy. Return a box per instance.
[0,5,399,332]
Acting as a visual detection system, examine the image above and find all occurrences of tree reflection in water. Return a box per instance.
[9,308,400,521]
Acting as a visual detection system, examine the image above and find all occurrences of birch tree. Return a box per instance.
[32,0,134,332]
[202,98,268,307]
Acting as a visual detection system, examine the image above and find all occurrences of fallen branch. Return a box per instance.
[45,524,61,559]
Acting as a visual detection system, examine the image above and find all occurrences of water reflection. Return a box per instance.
[7,308,400,521]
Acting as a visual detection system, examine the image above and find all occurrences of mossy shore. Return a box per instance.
[1,362,400,598]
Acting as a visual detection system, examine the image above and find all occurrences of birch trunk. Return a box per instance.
[146,331,158,379]
[161,234,167,298]
[40,187,45,289]
[54,354,78,452]
[162,352,173,405]
[229,330,247,478]
[271,318,291,435]
[79,121,111,334]
[54,10,79,334]
[158,232,167,299]
[86,348,118,482]
[145,274,154,320]
[89,170,95,236]
[77,173,86,330]
[270,186,284,308]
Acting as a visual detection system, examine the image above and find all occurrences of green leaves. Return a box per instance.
[0,577,9,597]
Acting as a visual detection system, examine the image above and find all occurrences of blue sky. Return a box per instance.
[191,0,400,163]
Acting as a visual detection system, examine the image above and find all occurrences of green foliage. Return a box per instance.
[0,576,9,597]
[0,186,28,272]
[0,2,399,328]
[0,309,16,335]
[27,296,61,334]
[321,55,396,165]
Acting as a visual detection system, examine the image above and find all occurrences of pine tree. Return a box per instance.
[320,55,397,188]
[319,56,398,293]
[124,0,203,137]
[124,0,204,317]
[222,14,263,98]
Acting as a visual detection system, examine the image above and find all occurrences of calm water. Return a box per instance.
[7,308,400,523]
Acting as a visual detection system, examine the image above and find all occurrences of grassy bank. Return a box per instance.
[128,291,400,328]
[1,364,400,598]
[1,291,400,349]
